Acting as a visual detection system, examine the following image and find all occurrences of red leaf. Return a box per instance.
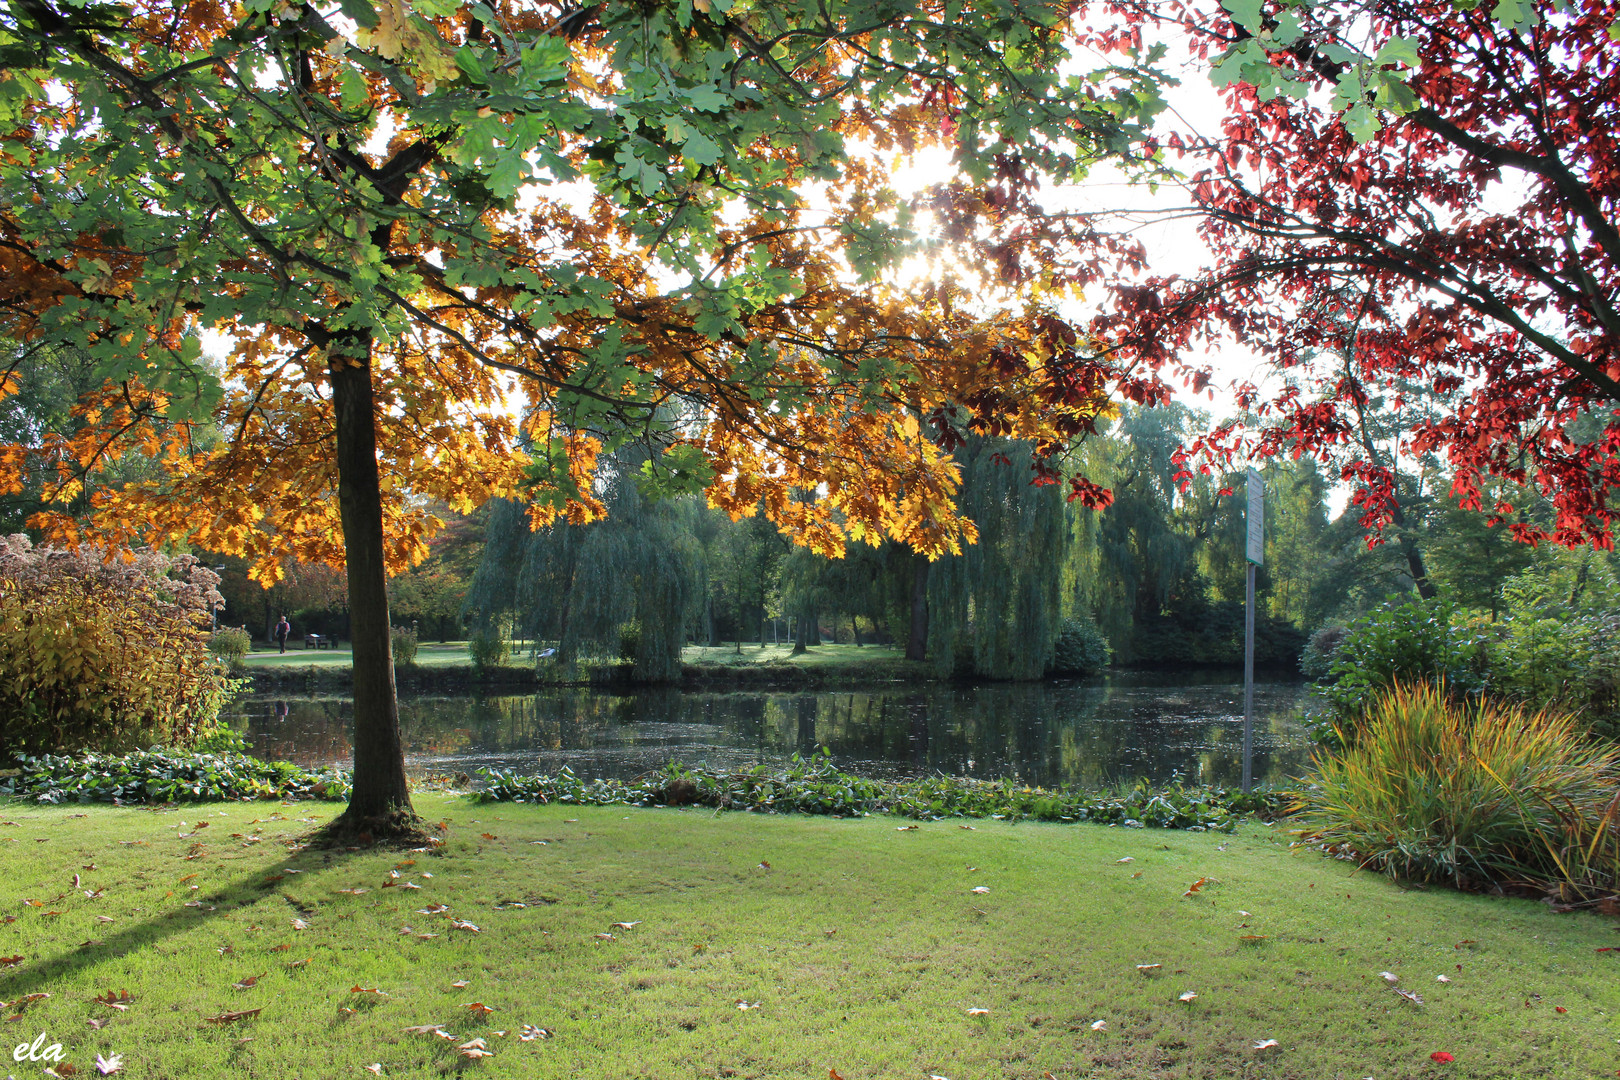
[1430,1051,1454,1063]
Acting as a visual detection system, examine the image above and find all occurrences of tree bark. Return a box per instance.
[328,333,414,832]
[905,558,929,662]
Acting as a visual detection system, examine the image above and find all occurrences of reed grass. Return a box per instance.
[1296,681,1620,898]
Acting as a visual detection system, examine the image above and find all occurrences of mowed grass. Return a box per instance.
[680,642,910,669]
[242,642,474,669]
[1,796,1617,1080]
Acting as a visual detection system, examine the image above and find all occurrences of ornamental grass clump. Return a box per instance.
[1296,681,1620,899]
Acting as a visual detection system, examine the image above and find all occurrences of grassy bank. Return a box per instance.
[2,796,1616,1079]
[243,642,937,692]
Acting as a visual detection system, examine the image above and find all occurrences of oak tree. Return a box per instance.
[0,0,1147,834]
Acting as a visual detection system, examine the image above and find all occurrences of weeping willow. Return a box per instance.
[923,436,1072,680]
[463,445,701,682]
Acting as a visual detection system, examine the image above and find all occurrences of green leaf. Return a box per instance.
[1372,36,1422,69]
[1491,0,1539,32]
[1220,0,1265,32]
[1342,101,1383,143]
[682,131,723,168]
[338,0,380,30]
[686,85,730,112]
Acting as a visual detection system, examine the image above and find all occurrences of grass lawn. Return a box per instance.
[241,642,915,674]
[2,796,1616,1080]
[680,643,909,669]
[241,642,475,670]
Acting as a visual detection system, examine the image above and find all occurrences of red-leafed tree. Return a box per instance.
[927,0,1619,548]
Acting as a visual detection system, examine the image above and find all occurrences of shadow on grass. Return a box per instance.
[0,829,382,1001]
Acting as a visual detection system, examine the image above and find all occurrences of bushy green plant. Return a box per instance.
[617,621,641,663]
[208,625,252,664]
[391,625,419,666]
[1298,625,1347,681]
[1486,613,1620,742]
[0,535,238,759]
[1296,682,1620,898]
[1047,616,1110,677]
[468,629,509,669]
[0,749,351,804]
[192,725,251,754]
[1310,597,1487,738]
[474,749,1294,832]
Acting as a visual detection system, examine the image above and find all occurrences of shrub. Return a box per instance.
[1298,625,1347,681]
[0,749,350,803]
[208,625,252,664]
[391,625,419,666]
[1047,616,1110,677]
[1295,682,1620,899]
[0,535,237,760]
[468,629,509,669]
[1486,613,1620,742]
[617,621,641,663]
[1310,597,1487,738]
[474,750,1295,831]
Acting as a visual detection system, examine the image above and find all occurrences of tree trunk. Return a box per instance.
[791,613,807,655]
[905,559,929,662]
[329,334,414,834]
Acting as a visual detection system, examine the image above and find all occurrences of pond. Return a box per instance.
[222,671,1319,790]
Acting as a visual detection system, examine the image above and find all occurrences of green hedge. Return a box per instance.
[0,750,351,804]
[474,752,1292,831]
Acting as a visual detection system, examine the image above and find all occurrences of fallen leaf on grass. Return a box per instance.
[86,1019,108,1031]
[1090,1020,1107,1031]
[1135,964,1161,973]
[204,1008,262,1024]
[1253,1039,1278,1050]
[1379,971,1399,984]
[1396,989,1424,1006]
[450,920,481,933]
[94,1053,122,1075]
[364,1065,382,1075]
[43,1065,76,1078]
[1555,1006,1568,1013]
[403,1024,448,1035]
[418,904,450,915]
[736,1001,761,1011]
[1238,935,1267,944]
[480,834,497,841]
[270,944,291,953]
[1436,975,1452,983]
[229,974,266,990]
[291,918,310,931]
[350,986,388,998]
[970,886,990,895]
[1116,857,1134,864]
[93,990,133,1010]
[457,1038,494,1060]
[610,921,640,930]
[896,825,919,831]
[958,825,975,830]
[1178,991,1198,1003]
[1430,1051,1454,1062]
[965,1007,989,1017]
[95,915,114,924]
[1182,877,1209,897]
[518,1025,550,1041]
[337,888,370,896]
[285,958,312,970]
[0,956,21,968]
[756,861,771,870]
[594,933,616,941]
[450,980,470,990]
[463,1002,496,1016]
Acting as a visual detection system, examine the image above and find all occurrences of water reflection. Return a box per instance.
[224,672,1316,790]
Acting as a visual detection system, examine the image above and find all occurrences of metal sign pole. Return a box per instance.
[1243,469,1263,794]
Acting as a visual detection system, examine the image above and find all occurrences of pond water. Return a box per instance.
[222,671,1319,790]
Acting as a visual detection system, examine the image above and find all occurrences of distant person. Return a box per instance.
[274,615,291,654]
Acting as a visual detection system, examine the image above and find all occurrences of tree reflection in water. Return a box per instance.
[226,672,1315,790]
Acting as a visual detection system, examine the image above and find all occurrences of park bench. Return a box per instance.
[303,633,335,650]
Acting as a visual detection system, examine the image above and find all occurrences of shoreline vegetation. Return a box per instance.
[1,750,1288,833]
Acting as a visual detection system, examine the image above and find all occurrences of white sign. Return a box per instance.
[1245,469,1263,566]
